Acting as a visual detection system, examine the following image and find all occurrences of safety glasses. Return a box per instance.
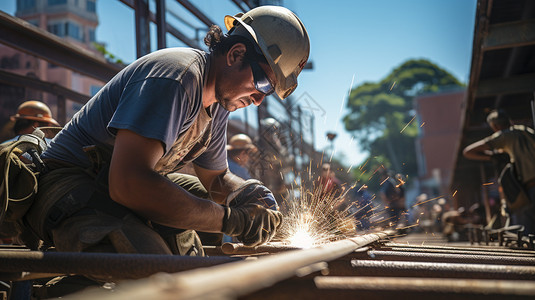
[249,60,275,96]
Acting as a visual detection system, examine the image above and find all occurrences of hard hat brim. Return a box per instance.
[10,114,60,127]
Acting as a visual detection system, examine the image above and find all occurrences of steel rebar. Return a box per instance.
[314,276,535,297]
[0,251,241,280]
[378,246,535,257]
[327,259,535,280]
[384,242,535,255]
[65,231,394,299]
[351,250,535,266]
[220,242,302,255]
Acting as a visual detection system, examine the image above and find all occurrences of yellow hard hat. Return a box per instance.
[225,6,310,99]
[10,100,60,126]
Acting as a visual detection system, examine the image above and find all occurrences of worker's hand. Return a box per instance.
[221,204,283,246]
[226,179,279,211]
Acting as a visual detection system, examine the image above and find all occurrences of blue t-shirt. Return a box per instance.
[43,48,229,172]
[228,158,252,180]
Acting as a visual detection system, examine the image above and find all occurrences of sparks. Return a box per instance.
[400,115,416,133]
[389,81,396,91]
[276,182,358,248]
[288,228,315,249]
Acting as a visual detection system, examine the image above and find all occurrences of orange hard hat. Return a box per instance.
[10,100,60,126]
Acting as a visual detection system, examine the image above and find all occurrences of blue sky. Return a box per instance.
[0,0,477,167]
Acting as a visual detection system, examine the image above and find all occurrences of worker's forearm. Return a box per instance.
[208,170,246,204]
[462,141,492,161]
[110,169,224,232]
[462,150,492,161]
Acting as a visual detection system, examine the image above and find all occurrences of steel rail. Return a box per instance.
[351,250,535,266]
[378,246,535,257]
[65,231,394,300]
[314,276,535,297]
[384,242,535,255]
[0,251,241,280]
[327,259,535,280]
[243,276,535,300]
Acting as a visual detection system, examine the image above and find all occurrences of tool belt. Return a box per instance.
[26,145,134,243]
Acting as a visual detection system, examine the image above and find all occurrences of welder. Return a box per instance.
[22,6,310,257]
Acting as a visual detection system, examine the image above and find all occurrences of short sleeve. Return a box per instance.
[108,78,190,153]
[484,131,507,150]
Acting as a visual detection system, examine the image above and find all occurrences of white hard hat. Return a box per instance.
[225,6,310,99]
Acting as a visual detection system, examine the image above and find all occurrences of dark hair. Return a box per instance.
[204,25,267,65]
[13,118,35,135]
[486,109,511,128]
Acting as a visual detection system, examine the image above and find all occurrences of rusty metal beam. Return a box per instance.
[0,250,241,280]
[482,19,535,51]
[0,11,123,82]
[475,73,535,97]
[175,0,216,28]
[67,231,393,299]
[0,69,90,105]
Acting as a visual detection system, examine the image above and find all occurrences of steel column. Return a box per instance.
[135,0,151,58]
[155,0,167,49]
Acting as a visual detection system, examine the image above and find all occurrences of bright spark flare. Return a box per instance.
[276,183,358,248]
[288,226,315,249]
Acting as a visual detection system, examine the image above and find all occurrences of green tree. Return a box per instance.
[93,42,125,65]
[343,59,464,190]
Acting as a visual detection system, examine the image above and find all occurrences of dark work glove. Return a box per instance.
[225,179,279,211]
[221,204,283,246]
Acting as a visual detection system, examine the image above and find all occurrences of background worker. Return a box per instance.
[23,6,309,257]
[379,168,406,230]
[2,100,60,144]
[319,163,343,198]
[463,109,535,234]
[227,133,257,180]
